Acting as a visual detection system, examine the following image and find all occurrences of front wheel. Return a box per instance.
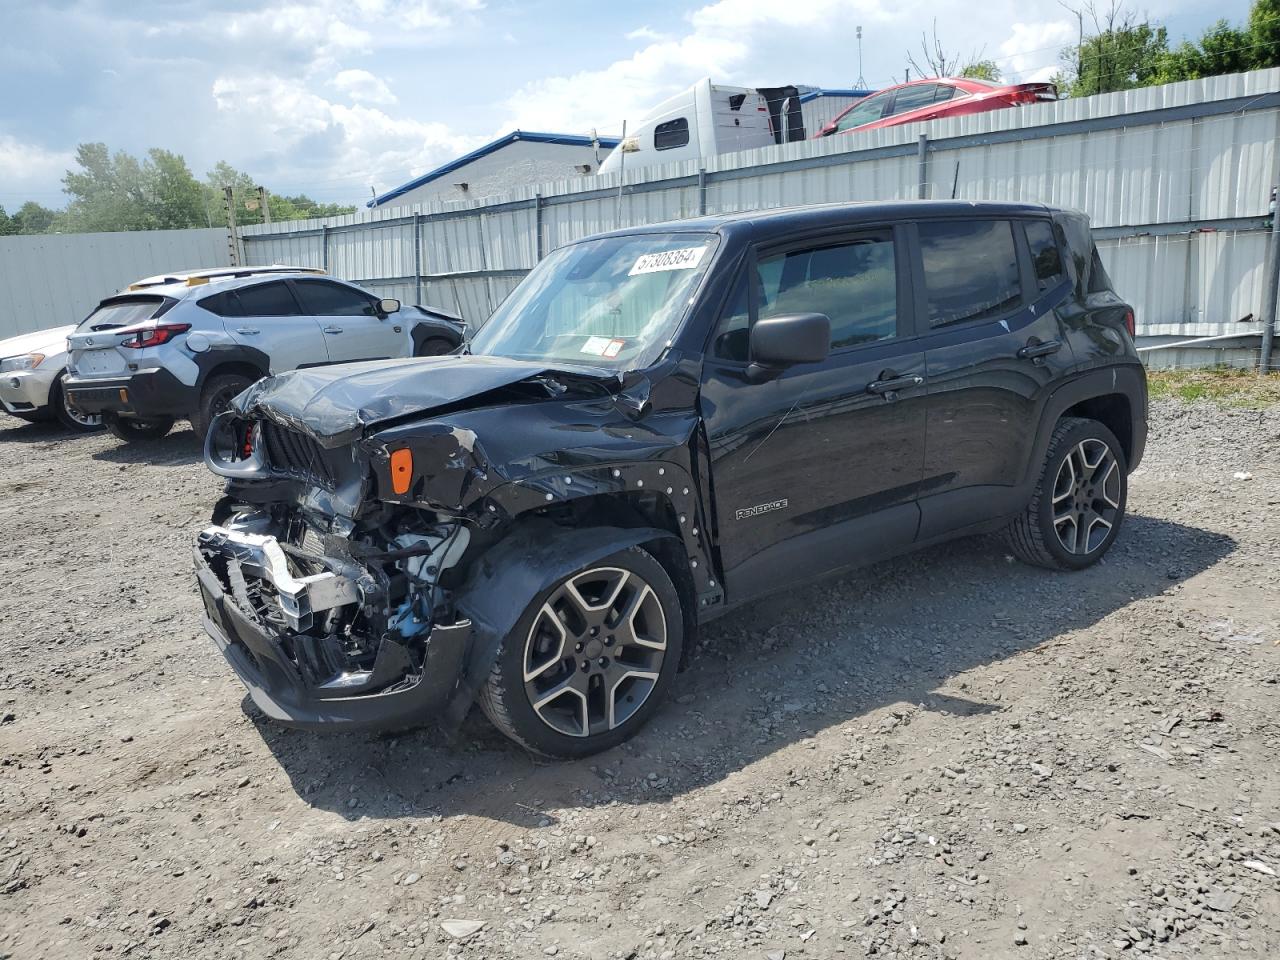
[478,545,683,758]
[414,337,454,357]
[105,413,174,443]
[1004,416,1127,570]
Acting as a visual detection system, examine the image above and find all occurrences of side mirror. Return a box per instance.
[378,297,401,316]
[749,312,830,374]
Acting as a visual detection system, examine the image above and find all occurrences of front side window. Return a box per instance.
[833,91,892,131]
[919,220,1021,328]
[654,118,690,151]
[234,281,301,318]
[292,279,378,317]
[713,234,898,360]
[469,232,718,371]
[1024,220,1065,290]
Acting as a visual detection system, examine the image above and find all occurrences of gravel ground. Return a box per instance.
[1,399,1278,960]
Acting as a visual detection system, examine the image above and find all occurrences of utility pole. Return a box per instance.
[222,185,240,267]
[257,185,271,225]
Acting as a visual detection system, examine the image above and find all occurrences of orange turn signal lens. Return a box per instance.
[389,448,413,495]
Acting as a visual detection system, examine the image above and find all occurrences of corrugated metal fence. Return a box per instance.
[0,227,228,339]
[241,68,1280,341]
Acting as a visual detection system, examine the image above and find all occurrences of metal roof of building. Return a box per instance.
[368,131,623,208]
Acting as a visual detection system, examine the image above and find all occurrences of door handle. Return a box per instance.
[324,326,344,334]
[1017,339,1062,361]
[867,373,923,396]
[236,327,260,335]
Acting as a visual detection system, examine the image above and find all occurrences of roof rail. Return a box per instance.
[127,264,325,291]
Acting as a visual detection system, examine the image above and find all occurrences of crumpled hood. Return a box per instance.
[233,354,614,447]
[0,325,75,360]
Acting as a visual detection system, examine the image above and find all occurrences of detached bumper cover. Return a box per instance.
[193,544,471,731]
[65,368,197,418]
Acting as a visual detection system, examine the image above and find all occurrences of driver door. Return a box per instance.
[699,226,928,600]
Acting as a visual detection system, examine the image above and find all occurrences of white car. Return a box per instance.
[0,325,102,432]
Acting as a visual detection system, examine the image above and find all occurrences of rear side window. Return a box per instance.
[918,220,1022,328]
[1024,220,1066,291]
[713,234,898,359]
[199,291,242,317]
[654,118,690,151]
[234,281,302,317]
[889,84,940,115]
[292,279,377,317]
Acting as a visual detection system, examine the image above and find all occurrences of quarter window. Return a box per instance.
[653,118,690,151]
[713,234,898,360]
[918,220,1022,328]
[292,279,377,317]
[1024,220,1065,290]
[234,281,302,317]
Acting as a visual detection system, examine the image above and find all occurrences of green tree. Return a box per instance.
[146,149,208,229]
[12,201,57,234]
[960,59,1002,81]
[0,205,13,236]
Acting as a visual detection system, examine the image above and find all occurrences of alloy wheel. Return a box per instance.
[61,392,101,428]
[1051,438,1121,555]
[522,566,667,738]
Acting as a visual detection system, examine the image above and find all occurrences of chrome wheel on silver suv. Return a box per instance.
[1005,416,1128,570]
[479,545,683,758]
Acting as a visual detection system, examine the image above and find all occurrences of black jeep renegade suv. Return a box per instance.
[194,200,1147,757]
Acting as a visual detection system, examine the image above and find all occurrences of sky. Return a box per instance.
[0,0,1253,210]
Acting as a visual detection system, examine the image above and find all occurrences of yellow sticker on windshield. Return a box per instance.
[628,246,707,276]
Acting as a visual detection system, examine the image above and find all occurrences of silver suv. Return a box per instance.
[64,266,466,443]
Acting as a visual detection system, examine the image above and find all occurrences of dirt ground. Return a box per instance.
[1,396,1278,960]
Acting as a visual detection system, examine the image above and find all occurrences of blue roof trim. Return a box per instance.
[369,130,623,207]
[798,88,876,103]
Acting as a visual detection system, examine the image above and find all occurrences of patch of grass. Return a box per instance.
[1146,367,1280,409]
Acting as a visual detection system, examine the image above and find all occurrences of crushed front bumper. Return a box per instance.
[193,533,471,732]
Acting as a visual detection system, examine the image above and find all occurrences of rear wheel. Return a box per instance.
[478,545,683,758]
[191,373,254,440]
[52,374,103,432]
[104,413,174,442]
[1005,416,1127,570]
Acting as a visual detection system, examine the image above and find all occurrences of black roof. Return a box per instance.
[594,200,1058,244]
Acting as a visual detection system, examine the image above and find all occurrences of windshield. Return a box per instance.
[468,232,719,370]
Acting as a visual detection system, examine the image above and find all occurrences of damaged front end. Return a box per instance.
[193,434,475,730]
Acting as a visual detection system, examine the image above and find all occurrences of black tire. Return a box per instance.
[104,413,174,442]
[477,544,683,759]
[414,337,454,357]
[52,374,104,433]
[190,373,254,440]
[1005,416,1128,570]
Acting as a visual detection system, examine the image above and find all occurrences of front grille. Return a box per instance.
[260,421,336,489]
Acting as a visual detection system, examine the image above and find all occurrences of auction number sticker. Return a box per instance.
[581,336,628,358]
[628,245,708,276]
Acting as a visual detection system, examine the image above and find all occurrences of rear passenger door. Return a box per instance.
[214,281,331,373]
[911,217,1076,540]
[700,226,928,599]
[290,279,407,363]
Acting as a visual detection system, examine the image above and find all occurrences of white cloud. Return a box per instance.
[211,73,483,193]
[999,21,1077,82]
[333,69,398,105]
[0,136,74,194]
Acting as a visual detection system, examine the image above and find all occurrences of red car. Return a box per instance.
[816,77,1058,138]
